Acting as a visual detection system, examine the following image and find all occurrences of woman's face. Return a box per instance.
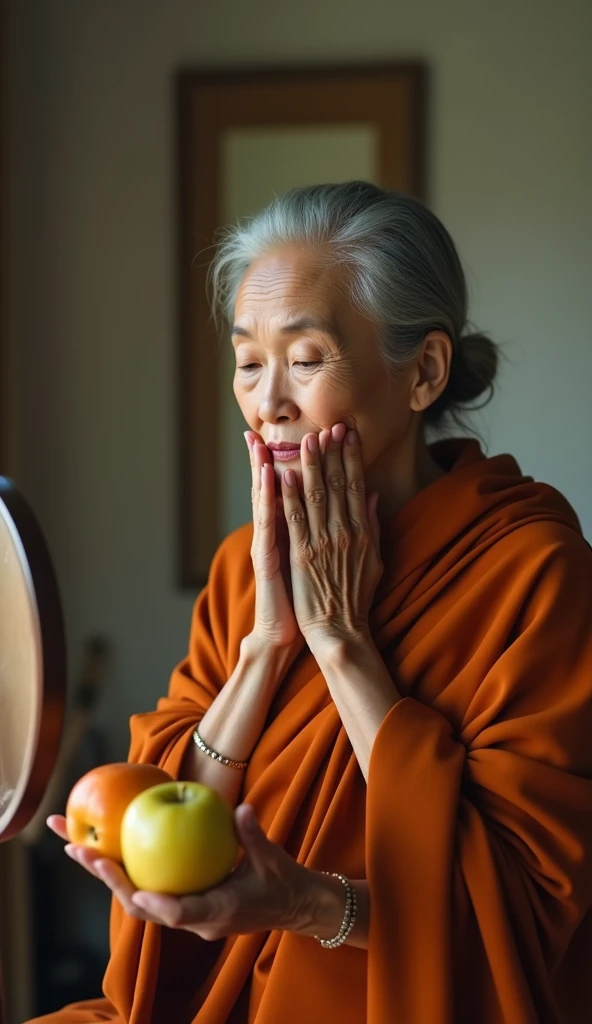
[232,246,430,483]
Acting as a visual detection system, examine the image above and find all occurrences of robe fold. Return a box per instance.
[27,439,592,1023]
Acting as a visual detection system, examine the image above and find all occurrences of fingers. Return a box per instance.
[64,842,113,879]
[244,431,263,515]
[318,428,331,456]
[234,804,274,879]
[281,467,309,552]
[63,840,209,928]
[132,889,212,930]
[56,818,149,919]
[257,462,277,562]
[89,855,160,922]
[52,818,152,922]
[93,859,148,916]
[323,424,348,538]
[246,433,278,565]
[283,425,371,546]
[47,814,68,841]
[299,432,327,544]
[342,429,368,529]
[63,844,152,920]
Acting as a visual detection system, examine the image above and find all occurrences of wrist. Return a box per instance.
[239,633,302,695]
[308,629,375,667]
[293,869,346,939]
[242,631,302,668]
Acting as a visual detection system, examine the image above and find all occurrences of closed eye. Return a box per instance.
[237,360,321,371]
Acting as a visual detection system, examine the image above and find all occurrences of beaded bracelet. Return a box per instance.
[314,872,357,949]
[193,727,248,770]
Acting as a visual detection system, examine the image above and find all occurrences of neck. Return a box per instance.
[367,424,446,523]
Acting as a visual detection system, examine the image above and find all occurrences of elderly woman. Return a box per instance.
[32,182,592,1024]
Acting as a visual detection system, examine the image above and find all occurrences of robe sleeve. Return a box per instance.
[366,536,592,1024]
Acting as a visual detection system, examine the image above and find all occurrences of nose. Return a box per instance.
[258,368,299,424]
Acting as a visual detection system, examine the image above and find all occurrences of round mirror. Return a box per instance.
[0,477,66,843]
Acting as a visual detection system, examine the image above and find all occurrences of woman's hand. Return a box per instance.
[47,813,146,918]
[47,807,333,941]
[280,424,382,658]
[245,432,300,649]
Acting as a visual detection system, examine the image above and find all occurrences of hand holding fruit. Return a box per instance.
[126,803,321,940]
[49,762,322,940]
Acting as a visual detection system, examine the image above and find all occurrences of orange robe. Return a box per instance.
[28,439,592,1024]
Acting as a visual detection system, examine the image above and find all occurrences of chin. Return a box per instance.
[272,465,303,490]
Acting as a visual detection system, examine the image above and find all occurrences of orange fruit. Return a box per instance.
[65,762,172,861]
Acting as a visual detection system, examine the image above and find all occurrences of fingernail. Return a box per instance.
[64,845,76,860]
[306,433,318,452]
[244,431,253,447]
[284,469,296,486]
[332,423,346,443]
[346,429,357,445]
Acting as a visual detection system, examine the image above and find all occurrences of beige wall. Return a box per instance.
[6,0,592,763]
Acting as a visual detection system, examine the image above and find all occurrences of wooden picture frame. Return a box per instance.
[177,63,427,587]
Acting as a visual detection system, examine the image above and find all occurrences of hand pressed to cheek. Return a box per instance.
[281,426,382,651]
[243,431,300,648]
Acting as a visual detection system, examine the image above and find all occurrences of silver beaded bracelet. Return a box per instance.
[314,872,357,949]
[193,727,248,770]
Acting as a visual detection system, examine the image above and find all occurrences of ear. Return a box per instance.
[409,331,453,414]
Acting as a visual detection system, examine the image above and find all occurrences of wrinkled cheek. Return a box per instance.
[233,381,256,423]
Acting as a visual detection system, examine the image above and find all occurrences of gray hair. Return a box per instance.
[209,181,498,425]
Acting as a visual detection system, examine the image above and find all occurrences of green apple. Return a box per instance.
[120,781,238,894]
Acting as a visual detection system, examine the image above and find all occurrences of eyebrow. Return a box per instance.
[231,317,338,340]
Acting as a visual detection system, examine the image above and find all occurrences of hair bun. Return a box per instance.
[447,332,498,405]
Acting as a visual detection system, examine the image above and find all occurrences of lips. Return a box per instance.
[267,441,302,461]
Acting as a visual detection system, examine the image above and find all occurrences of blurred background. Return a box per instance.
[0,0,590,1019]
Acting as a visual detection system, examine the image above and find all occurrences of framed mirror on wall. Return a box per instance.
[177,63,427,587]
